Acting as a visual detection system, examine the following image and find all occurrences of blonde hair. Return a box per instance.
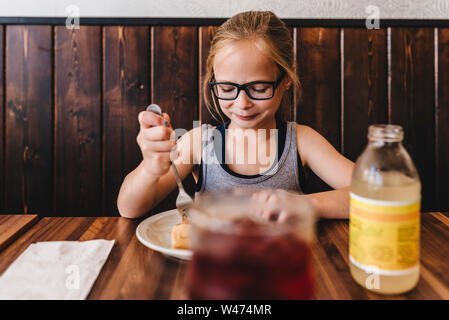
[203,10,302,123]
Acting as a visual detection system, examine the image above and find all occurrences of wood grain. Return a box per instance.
[0,212,449,300]
[313,213,449,299]
[151,26,199,214]
[0,24,448,216]
[1,213,448,299]
[0,214,38,252]
[283,26,296,123]
[343,28,388,162]
[54,26,102,217]
[5,26,53,216]
[0,217,94,275]
[199,26,219,126]
[296,28,341,193]
[151,26,198,130]
[390,28,436,212]
[103,26,150,217]
[438,29,449,211]
[314,220,372,299]
[0,216,186,299]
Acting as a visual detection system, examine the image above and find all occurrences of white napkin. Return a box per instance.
[0,239,114,300]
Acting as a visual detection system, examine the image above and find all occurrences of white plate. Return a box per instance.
[136,209,192,261]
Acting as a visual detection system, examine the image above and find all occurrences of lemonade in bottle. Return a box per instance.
[349,124,421,294]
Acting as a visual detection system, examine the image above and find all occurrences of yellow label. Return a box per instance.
[349,192,420,274]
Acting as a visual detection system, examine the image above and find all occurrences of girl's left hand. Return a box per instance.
[251,189,301,223]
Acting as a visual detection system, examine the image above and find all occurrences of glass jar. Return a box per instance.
[185,188,316,299]
[349,124,421,294]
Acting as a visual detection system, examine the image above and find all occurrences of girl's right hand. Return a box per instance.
[137,110,176,179]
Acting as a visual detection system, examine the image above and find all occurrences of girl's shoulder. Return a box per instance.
[295,123,314,138]
[295,123,326,142]
[295,122,347,166]
[294,123,331,167]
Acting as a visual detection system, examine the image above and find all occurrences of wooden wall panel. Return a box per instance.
[390,28,436,211]
[343,28,388,162]
[151,26,198,214]
[54,26,102,217]
[199,26,218,126]
[296,28,341,193]
[151,26,198,130]
[438,28,449,210]
[0,23,447,216]
[283,26,295,122]
[103,26,150,217]
[5,26,52,215]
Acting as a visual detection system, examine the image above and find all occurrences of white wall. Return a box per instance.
[0,0,448,19]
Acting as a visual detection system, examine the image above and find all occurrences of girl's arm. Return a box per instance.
[117,126,201,219]
[297,124,355,219]
[305,186,351,219]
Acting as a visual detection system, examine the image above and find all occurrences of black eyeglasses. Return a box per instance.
[209,71,285,100]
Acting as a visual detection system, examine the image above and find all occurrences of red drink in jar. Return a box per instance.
[185,189,316,300]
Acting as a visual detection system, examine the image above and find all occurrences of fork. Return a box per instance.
[146,104,193,218]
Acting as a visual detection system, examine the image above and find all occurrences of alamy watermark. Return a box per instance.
[365,265,380,290]
[65,5,80,30]
[170,121,279,175]
[365,5,380,30]
[65,264,80,290]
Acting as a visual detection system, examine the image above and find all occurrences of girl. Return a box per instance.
[117,11,354,220]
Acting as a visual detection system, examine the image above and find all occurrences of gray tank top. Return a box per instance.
[195,121,304,195]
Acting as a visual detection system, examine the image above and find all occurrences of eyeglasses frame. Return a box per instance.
[208,71,286,101]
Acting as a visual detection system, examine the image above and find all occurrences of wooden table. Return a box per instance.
[0,212,448,300]
[0,214,38,252]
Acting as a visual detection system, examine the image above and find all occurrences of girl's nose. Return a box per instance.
[233,89,253,109]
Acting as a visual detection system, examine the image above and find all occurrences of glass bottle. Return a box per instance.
[349,124,421,295]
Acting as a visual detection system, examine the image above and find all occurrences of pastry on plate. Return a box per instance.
[170,215,191,249]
